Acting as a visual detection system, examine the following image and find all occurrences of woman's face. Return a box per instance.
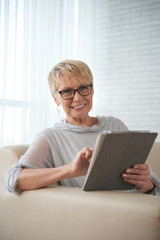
[54,78,94,124]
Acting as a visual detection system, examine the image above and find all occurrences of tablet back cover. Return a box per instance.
[83,131,157,191]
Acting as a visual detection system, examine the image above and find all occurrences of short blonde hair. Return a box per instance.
[48,59,93,96]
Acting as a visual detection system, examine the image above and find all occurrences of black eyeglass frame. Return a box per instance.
[56,84,93,100]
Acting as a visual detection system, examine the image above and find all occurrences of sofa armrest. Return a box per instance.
[0,185,160,240]
[0,144,160,240]
[0,145,29,182]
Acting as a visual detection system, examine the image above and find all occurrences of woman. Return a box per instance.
[5,60,160,195]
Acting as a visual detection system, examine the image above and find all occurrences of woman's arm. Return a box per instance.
[17,147,93,191]
[5,135,54,194]
[17,166,69,190]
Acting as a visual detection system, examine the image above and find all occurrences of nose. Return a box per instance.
[73,89,83,100]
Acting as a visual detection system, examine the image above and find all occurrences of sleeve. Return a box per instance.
[147,167,160,196]
[5,134,53,195]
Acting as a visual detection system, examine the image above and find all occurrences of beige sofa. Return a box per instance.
[0,143,160,240]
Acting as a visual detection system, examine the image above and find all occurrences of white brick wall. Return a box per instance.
[94,0,160,140]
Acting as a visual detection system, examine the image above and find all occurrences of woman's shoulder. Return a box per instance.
[38,125,60,137]
[36,120,70,139]
[98,115,128,131]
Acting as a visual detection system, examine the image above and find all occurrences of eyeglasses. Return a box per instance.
[56,84,93,100]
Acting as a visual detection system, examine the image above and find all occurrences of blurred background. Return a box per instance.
[0,0,160,146]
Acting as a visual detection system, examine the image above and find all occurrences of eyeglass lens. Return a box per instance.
[62,85,92,99]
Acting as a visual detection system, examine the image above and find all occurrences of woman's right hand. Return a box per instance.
[68,147,94,178]
[17,147,93,191]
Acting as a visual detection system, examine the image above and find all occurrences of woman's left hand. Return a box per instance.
[122,163,154,193]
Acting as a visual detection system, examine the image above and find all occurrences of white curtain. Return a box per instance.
[0,0,96,146]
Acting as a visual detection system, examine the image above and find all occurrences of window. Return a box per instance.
[0,0,96,146]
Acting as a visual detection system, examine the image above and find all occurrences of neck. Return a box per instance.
[65,116,98,127]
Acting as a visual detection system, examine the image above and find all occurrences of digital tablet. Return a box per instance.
[83,131,158,191]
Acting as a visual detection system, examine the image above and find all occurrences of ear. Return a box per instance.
[53,96,60,106]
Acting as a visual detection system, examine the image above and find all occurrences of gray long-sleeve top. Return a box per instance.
[5,116,160,195]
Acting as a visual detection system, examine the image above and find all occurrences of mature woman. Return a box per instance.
[5,60,160,195]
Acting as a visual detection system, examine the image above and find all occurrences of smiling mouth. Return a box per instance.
[71,104,85,109]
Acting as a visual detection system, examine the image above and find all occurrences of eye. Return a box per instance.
[63,89,73,94]
[80,85,89,91]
